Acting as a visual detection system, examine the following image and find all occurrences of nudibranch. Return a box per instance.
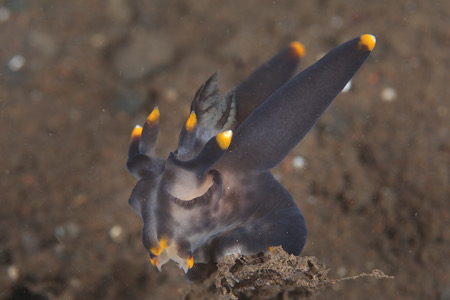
[126,34,376,276]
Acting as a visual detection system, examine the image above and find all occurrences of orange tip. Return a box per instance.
[131,125,143,140]
[216,130,233,150]
[185,111,197,132]
[150,246,162,256]
[150,257,158,266]
[158,237,169,249]
[187,256,194,269]
[359,34,376,51]
[147,107,160,125]
[289,41,305,58]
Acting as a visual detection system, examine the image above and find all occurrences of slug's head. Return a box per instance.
[126,93,234,272]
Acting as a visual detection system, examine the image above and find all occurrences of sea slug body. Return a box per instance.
[126,34,376,277]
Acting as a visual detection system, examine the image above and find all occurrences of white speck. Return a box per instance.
[0,7,10,22]
[7,265,20,281]
[381,87,397,102]
[109,225,124,242]
[292,156,306,169]
[341,80,352,93]
[8,55,26,71]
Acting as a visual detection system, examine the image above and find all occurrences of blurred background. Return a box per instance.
[0,0,448,299]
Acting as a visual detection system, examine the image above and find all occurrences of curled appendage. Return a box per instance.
[148,237,194,273]
[125,35,376,277]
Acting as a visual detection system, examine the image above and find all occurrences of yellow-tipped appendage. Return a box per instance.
[150,237,170,256]
[150,257,158,266]
[147,107,160,125]
[359,34,376,51]
[289,41,305,58]
[187,256,194,269]
[185,111,197,132]
[159,237,169,249]
[149,240,193,272]
[216,130,233,150]
[131,125,143,140]
[150,245,163,256]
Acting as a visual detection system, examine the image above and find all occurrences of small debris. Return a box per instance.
[184,247,393,299]
[7,265,20,281]
[216,247,328,299]
[381,87,397,102]
[109,225,124,243]
[292,155,306,169]
[8,55,25,71]
[329,269,394,282]
[184,247,328,300]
